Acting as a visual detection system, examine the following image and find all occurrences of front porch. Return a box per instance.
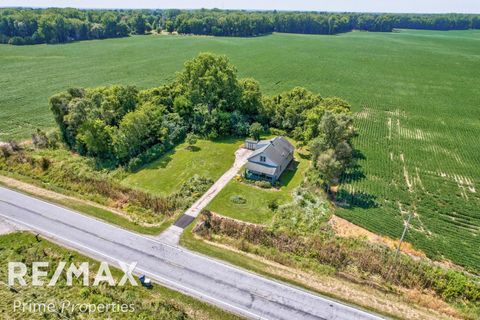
[245,169,276,183]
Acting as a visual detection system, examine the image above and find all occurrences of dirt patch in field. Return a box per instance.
[0,175,162,227]
[355,107,372,119]
[200,237,460,320]
[329,215,426,258]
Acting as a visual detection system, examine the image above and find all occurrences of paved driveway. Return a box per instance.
[158,147,252,244]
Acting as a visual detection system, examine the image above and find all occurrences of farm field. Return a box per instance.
[207,146,309,224]
[1,29,479,271]
[122,138,243,196]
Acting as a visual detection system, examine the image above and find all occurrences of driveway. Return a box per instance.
[158,147,252,244]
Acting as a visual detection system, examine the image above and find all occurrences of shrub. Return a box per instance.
[168,175,213,210]
[127,143,168,172]
[0,149,174,216]
[46,130,61,148]
[39,157,51,171]
[8,36,25,45]
[230,195,247,204]
[8,140,22,152]
[254,180,272,188]
[32,129,49,149]
[0,144,12,158]
[267,199,279,211]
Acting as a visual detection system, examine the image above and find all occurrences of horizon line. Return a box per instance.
[0,6,479,15]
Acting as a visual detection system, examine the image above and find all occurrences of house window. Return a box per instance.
[260,156,266,162]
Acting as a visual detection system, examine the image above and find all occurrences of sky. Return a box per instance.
[0,0,479,14]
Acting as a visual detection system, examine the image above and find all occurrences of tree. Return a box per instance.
[76,119,114,158]
[318,111,356,150]
[239,78,263,117]
[113,103,166,161]
[2,9,480,47]
[308,111,356,194]
[173,95,193,118]
[176,53,241,113]
[264,87,322,134]
[249,122,263,141]
[185,132,199,150]
[314,149,342,192]
[133,14,146,34]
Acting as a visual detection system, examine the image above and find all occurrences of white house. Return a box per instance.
[244,136,294,183]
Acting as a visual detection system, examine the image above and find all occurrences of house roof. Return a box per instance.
[248,136,294,167]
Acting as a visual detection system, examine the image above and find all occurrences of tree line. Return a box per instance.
[2,7,480,44]
[50,52,354,192]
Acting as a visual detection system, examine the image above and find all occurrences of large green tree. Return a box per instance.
[176,53,241,113]
[113,103,166,161]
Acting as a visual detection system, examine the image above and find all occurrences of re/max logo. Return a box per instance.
[8,261,138,286]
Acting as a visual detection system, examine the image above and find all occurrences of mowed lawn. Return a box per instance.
[2,30,480,270]
[122,138,243,196]
[207,147,309,224]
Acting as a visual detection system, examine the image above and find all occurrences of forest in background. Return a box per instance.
[1,7,480,44]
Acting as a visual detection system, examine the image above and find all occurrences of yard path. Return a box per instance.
[157,147,252,245]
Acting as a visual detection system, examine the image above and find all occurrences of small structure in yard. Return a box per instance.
[245,139,258,150]
[244,136,294,183]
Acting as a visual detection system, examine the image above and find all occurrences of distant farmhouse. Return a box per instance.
[245,136,294,183]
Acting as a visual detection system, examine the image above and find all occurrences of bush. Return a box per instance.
[127,143,168,172]
[230,195,247,204]
[8,36,25,45]
[168,175,213,210]
[32,129,50,149]
[46,130,61,148]
[39,157,51,171]
[0,144,12,158]
[254,180,272,188]
[267,199,279,211]
[8,140,22,152]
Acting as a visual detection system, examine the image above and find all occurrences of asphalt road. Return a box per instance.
[0,186,384,320]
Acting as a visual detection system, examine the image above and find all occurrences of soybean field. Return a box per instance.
[0,29,479,270]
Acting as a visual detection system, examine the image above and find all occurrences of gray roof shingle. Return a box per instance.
[248,136,294,167]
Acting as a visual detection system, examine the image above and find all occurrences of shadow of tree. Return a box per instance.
[340,148,366,184]
[148,152,174,169]
[336,148,377,208]
[297,152,310,160]
[352,148,366,160]
[186,146,201,152]
[340,168,366,184]
[278,160,299,187]
[336,190,378,209]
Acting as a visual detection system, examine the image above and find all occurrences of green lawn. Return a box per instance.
[1,30,480,270]
[122,138,243,196]
[0,232,241,320]
[207,148,309,224]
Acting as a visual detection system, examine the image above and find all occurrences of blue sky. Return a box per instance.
[1,0,479,13]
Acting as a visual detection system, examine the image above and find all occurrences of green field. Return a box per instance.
[122,138,243,196]
[1,30,479,270]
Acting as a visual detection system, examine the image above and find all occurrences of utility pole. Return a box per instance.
[396,212,412,257]
[387,211,413,282]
